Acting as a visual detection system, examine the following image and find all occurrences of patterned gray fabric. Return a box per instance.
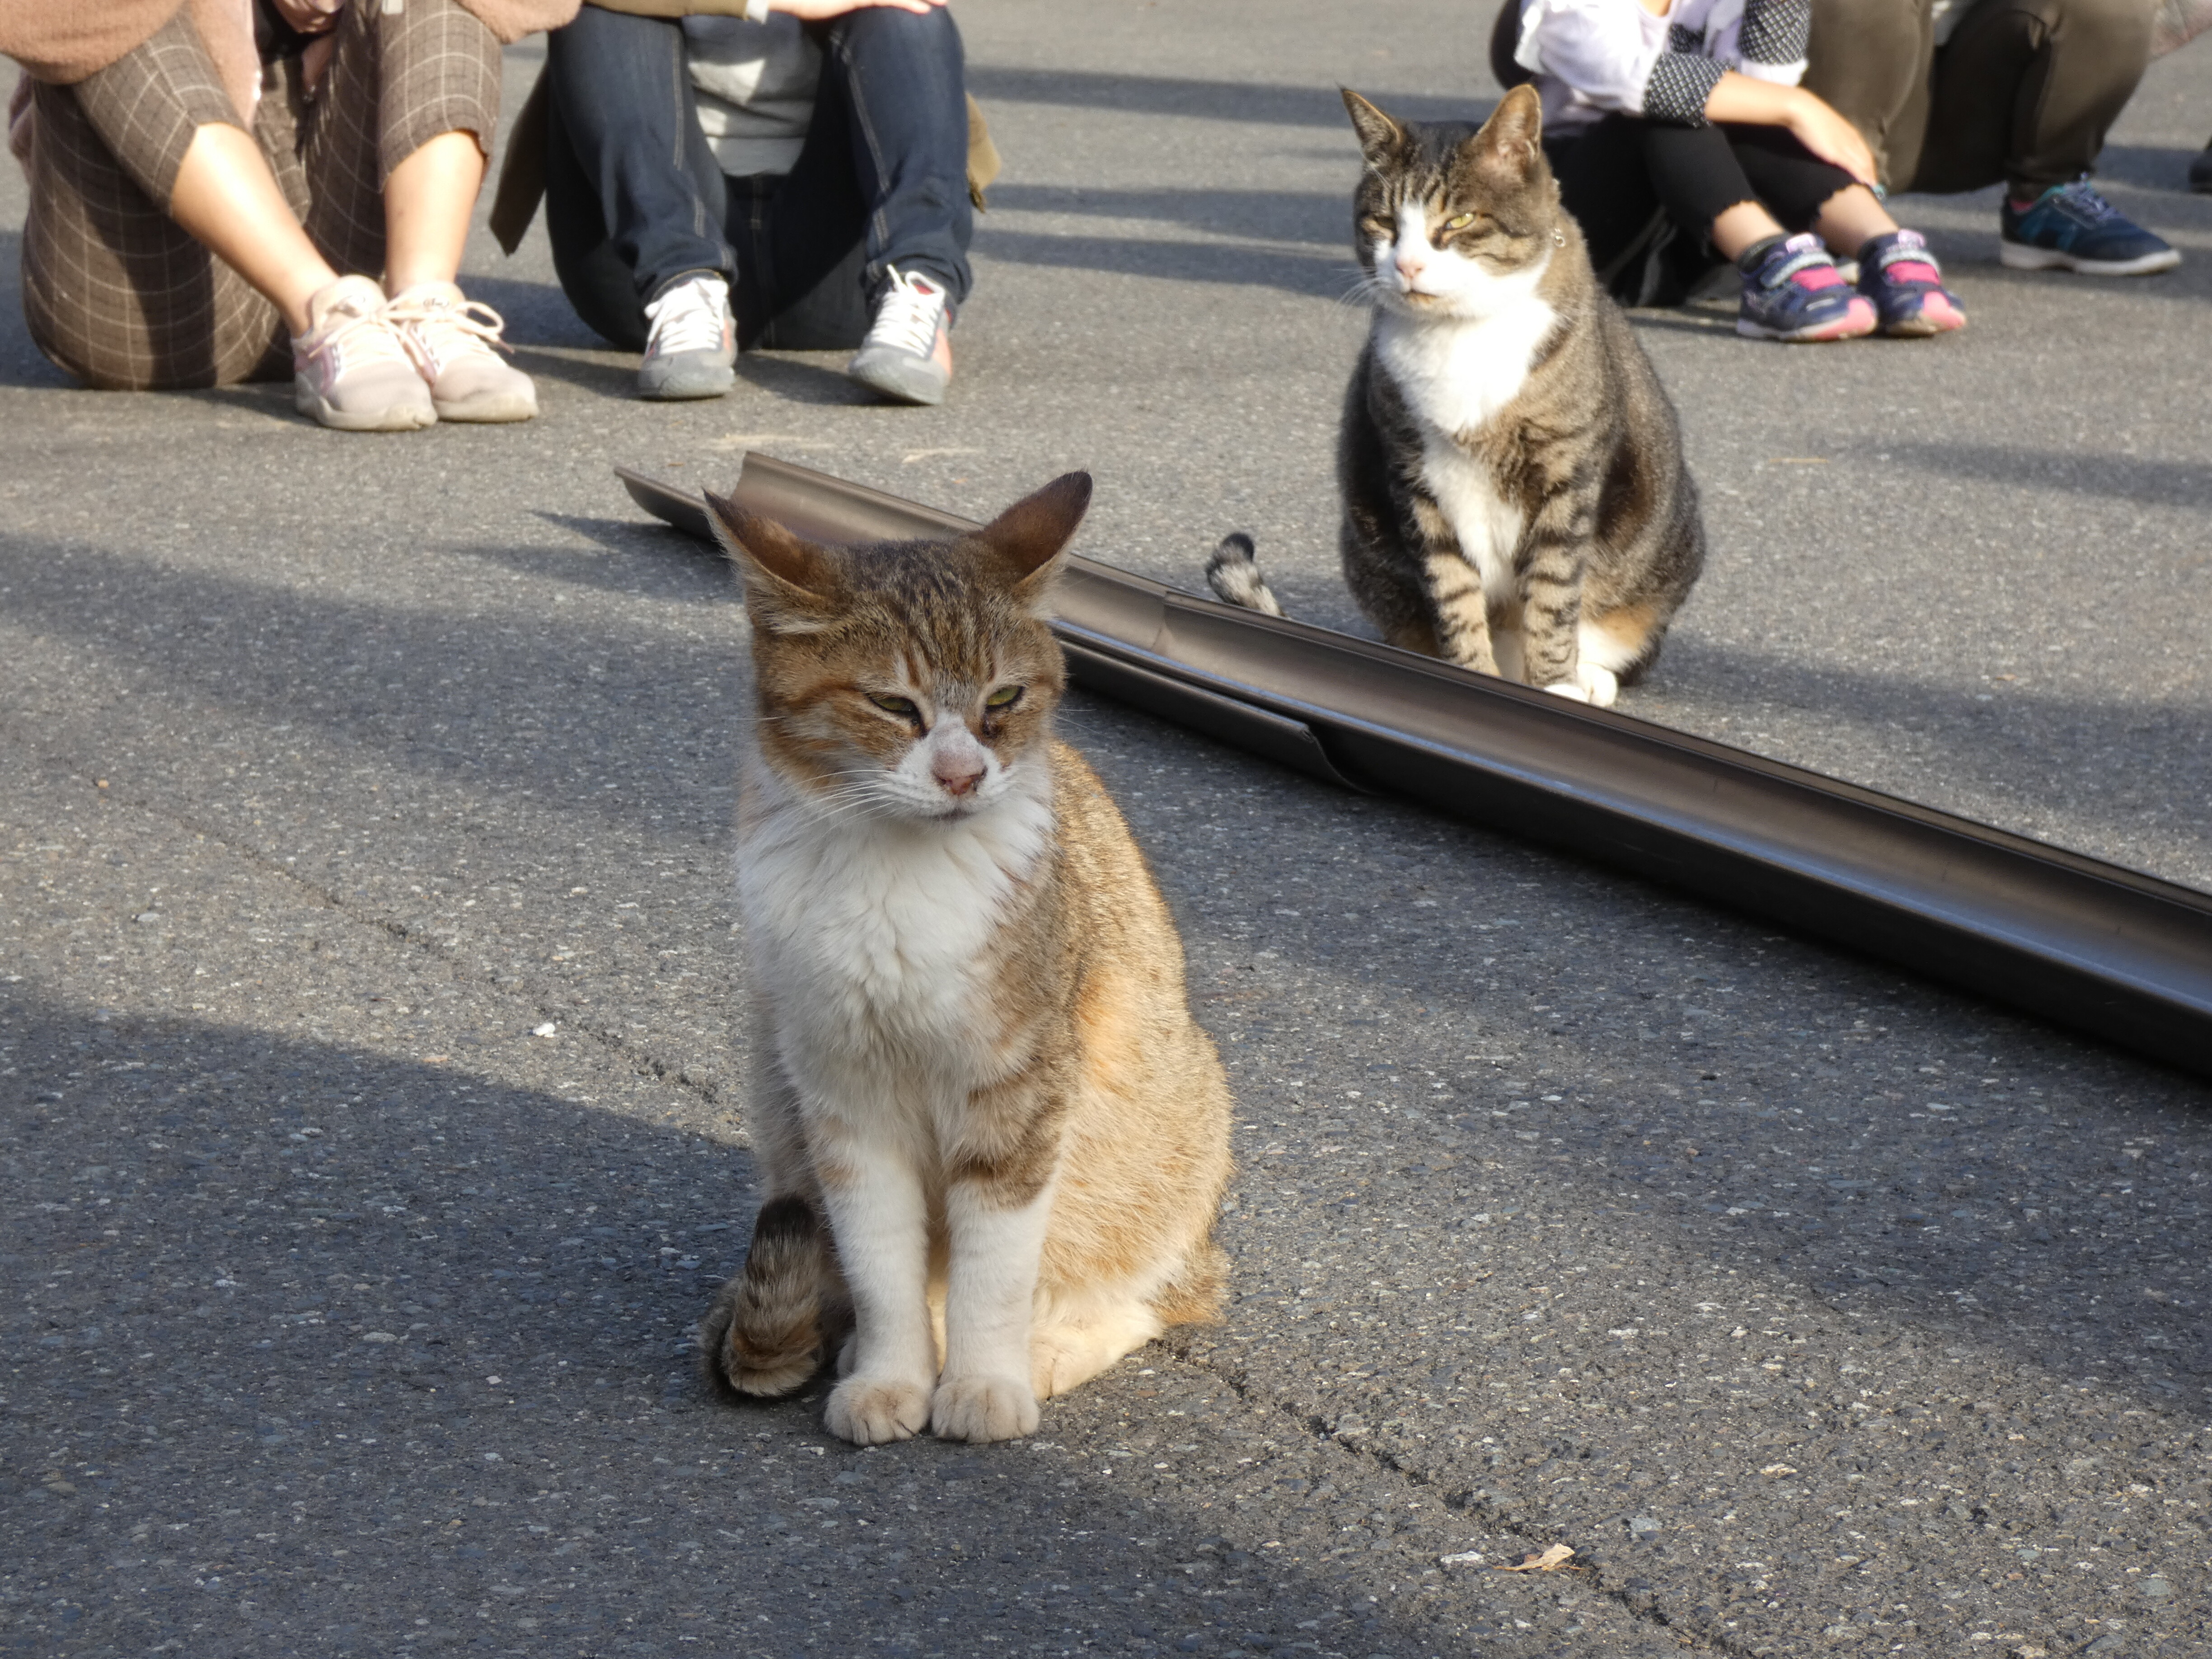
[18,0,499,391]
[1642,52,1727,124]
[1666,21,1705,54]
[1738,0,1814,64]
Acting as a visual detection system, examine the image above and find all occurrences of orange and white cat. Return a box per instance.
[699,473,1233,1444]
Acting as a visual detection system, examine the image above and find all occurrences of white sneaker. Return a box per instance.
[846,265,954,406]
[639,272,736,401]
[385,281,537,423]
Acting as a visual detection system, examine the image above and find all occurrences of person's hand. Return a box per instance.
[1782,87,1878,188]
[765,0,947,18]
[271,0,342,33]
[271,0,344,33]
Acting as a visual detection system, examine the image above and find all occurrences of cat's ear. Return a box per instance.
[1340,89,1404,167]
[1467,83,1544,183]
[704,490,839,633]
[976,471,1092,607]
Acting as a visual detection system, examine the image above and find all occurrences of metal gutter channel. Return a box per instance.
[617,456,2212,1083]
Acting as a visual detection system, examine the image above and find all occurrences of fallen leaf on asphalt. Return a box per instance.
[1761,1463,1799,1476]
[1494,1543,1575,1572]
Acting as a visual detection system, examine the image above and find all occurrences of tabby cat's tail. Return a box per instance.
[699,1195,847,1403]
[1204,533,1285,618]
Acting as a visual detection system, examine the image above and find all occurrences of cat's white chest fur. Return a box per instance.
[1375,273,1556,600]
[739,768,1052,1070]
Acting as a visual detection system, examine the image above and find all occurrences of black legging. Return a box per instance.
[1547,115,1859,277]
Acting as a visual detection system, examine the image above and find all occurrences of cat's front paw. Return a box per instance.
[1539,666,1619,708]
[824,1374,931,1445]
[930,1373,1040,1442]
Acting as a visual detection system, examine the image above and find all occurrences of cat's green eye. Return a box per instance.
[869,693,919,718]
[985,685,1023,709]
[1443,212,1476,230]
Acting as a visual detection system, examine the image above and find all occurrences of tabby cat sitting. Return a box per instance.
[1206,84,1704,707]
[699,473,1233,1445]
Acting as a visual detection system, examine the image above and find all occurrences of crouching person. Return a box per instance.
[2,0,574,430]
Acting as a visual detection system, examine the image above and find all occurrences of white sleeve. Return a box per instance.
[1517,0,1665,116]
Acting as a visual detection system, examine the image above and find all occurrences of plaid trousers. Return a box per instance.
[19,0,501,390]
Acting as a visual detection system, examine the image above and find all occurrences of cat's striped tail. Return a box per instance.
[699,1195,846,1402]
[1203,533,1285,618]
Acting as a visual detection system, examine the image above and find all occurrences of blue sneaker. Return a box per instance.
[1735,234,1877,342]
[1999,181,2180,276]
[1856,230,1966,337]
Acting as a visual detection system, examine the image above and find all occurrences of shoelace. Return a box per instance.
[385,293,512,375]
[862,266,947,357]
[2045,181,2120,222]
[643,278,729,358]
[302,298,413,371]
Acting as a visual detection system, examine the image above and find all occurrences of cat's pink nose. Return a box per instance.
[933,755,985,796]
[1395,252,1426,281]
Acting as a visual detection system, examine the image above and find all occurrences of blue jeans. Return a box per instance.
[543,3,973,352]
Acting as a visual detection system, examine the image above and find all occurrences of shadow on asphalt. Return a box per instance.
[2091,141,2212,193]
[967,66,1490,130]
[0,229,74,392]
[1898,441,2212,510]
[525,513,737,582]
[986,183,1345,248]
[734,350,883,405]
[975,226,1352,297]
[461,274,609,353]
[0,989,1476,1657]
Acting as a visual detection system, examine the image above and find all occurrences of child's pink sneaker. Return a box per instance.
[1856,230,1967,337]
[1734,234,1878,343]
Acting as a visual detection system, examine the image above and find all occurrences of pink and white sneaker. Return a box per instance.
[386,280,538,423]
[1856,230,1967,337]
[292,276,435,432]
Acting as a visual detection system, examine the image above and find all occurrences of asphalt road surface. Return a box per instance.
[4,6,2209,1658]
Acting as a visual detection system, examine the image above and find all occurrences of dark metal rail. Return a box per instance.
[617,455,2212,1084]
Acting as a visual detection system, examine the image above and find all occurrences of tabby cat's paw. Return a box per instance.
[1540,664,1618,708]
[824,1374,931,1445]
[930,1373,1040,1442]
[1579,664,1620,707]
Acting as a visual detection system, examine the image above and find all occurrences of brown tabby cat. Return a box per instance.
[1207,84,1704,707]
[698,473,1233,1445]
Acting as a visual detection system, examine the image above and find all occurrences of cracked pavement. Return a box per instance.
[4,5,2210,1657]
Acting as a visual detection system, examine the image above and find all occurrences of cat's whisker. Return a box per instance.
[1337,268,1387,309]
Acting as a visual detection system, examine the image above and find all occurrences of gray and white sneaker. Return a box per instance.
[846,265,954,406]
[638,272,736,401]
